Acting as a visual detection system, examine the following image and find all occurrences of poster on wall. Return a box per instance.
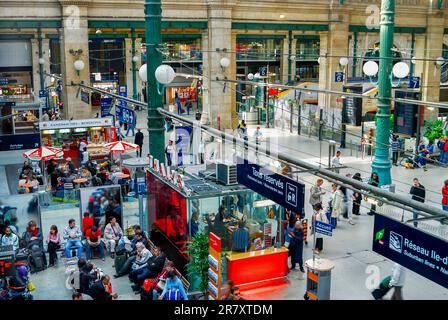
[175,126,193,165]
[79,186,123,231]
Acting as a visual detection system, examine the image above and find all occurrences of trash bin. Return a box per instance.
[304,258,335,300]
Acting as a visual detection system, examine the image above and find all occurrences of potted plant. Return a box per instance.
[186,232,210,299]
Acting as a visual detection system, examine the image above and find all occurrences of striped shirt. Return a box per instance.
[391,140,400,152]
[232,227,250,252]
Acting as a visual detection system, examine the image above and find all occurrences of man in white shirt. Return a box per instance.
[81,147,89,165]
[253,126,263,144]
[389,263,406,300]
[331,150,342,173]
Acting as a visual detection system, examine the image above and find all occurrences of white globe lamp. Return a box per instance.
[363,60,379,77]
[247,73,254,81]
[73,60,85,76]
[436,56,445,66]
[155,64,176,85]
[392,62,410,79]
[339,57,349,67]
[38,58,45,65]
[138,64,147,82]
[132,56,139,63]
[220,57,231,69]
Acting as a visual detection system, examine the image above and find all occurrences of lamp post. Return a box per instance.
[145,0,165,162]
[131,28,138,101]
[339,57,349,149]
[371,0,395,186]
[37,28,44,91]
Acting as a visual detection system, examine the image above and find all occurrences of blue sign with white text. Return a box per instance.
[315,220,333,236]
[118,84,127,109]
[409,76,420,89]
[372,213,448,289]
[116,105,135,125]
[100,97,113,117]
[334,71,344,83]
[236,158,305,214]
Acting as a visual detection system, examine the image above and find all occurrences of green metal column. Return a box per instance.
[145,0,165,162]
[372,0,394,186]
[37,28,44,91]
[287,31,292,83]
[131,28,138,101]
[352,32,358,78]
[410,32,415,77]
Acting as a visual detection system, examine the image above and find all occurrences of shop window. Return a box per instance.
[236,39,282,61]
[159,39,202,62]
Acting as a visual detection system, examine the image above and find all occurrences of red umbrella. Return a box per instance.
[103,141,140,154]
[23,146,64,161]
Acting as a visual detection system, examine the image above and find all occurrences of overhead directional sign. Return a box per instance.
[372,213,448,289]
[236,157,305,214]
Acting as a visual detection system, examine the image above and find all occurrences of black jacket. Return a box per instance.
[88,280,113,300]
[134,131,144,145]
[147,254,166,274]
[80,269,98,294]
[410,184,425,203]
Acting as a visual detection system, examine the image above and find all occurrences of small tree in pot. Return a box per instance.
[186,231,210,299]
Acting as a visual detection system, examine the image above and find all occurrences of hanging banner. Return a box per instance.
[100,97,113,117]
[372,213,448,289]
[342,85,363,126]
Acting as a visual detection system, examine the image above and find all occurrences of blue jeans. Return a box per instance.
[66,240,83,259]
[412,210,419,228]
[442,205,448,211]
[85,241,105,259]
[440,151,447,163]
[129,267,157,285]
[125,125,135,137]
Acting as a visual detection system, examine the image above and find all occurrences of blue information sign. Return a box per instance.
[39,90,48,98]
[236,158,305,213]
[372,213,448,289]
[0,133,41,151]
[116,105,135,125]
[118,84,127,109]
[259,66,268,77]
[408,76,420,89]
[100,97,113,117]
[315,220,333,236]
[334,71,344,83]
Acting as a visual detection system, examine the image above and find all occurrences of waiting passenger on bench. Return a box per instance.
[114,239,151,278]
[63,219,83,259]
[85,226,105,261]
[129,246,166,292]
[104,217,123,259]
[1,226,19,252]
[232,220,250,253]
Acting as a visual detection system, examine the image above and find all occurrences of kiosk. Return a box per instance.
[39,117,116,160]
[145,162,289,293]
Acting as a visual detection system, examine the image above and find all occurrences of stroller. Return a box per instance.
[0,263,34,300]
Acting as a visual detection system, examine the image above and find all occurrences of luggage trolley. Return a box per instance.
[304,258,335,300]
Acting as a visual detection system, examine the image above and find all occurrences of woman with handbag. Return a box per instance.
[46,225,61,267]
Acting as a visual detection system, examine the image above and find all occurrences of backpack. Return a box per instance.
[437,140,445,150]
[28,247,46,273]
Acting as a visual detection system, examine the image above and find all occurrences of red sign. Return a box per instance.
[209,232,222,253]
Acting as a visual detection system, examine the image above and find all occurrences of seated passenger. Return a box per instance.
[63,219,83,259]
[85,226,105,261]
[129,246,166,291]
[232,220,250,253]
[160,270,188,300]
[1,226,19,252]
[104,217,123,259]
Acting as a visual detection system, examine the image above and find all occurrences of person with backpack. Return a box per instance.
[23,220,47,268]
[160,270,188,300]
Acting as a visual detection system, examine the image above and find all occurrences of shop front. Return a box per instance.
[146,162,289,293]
[0,100,41,151]
[39,117,116,160]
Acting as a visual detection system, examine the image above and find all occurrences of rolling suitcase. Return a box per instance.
[114,253,127,275]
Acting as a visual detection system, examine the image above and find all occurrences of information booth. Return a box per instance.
[146,163,289,293]
[39,117,116,160]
